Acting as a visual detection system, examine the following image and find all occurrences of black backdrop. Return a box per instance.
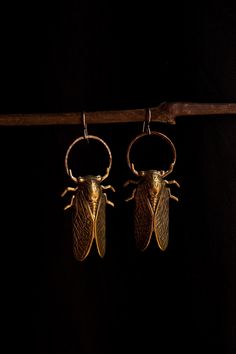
[0,2,235,354]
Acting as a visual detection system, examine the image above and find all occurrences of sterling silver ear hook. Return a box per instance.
[82,111,89,141]
[142,107,151,135]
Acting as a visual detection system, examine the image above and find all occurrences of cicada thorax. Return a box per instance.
[134,170,169,252]
[141,170,164,212]
[72,175,106,261]
[80,177,102,218]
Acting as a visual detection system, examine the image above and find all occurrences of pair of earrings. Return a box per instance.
[61,117,180,261]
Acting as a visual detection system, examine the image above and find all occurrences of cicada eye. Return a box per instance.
[78,177,85,182]
[140,171,145,176]
[96,175,102,181]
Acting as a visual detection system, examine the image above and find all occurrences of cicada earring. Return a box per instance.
[124,112,180,251]
[61,132,115,261]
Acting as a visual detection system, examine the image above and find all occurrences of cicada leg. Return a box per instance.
[125,188,137,202]
[61,186,78,210]
[164,179,180,188]
[170,194,179,202]
[124,180,139,202]
[61,186,78,197]
[123,179,139,188]
[101,185,116,193]
[64,194,76,210]
[104,193,114,207]
[164,180,179,202]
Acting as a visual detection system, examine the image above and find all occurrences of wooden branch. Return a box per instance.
[0,102,236,126]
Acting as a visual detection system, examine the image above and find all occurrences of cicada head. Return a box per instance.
[138,169,163,181]
[76,175,102,203]
[77,175,101,183]
[138,170,163,195]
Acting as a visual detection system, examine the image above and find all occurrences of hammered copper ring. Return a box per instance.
[126,131,177,175]
[65,135,112,180]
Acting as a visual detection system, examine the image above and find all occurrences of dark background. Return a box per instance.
[0,1,235,354]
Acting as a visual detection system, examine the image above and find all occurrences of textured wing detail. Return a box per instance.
[72,190,94,261]
[95,194,106,258]
[154,186,169,251]
[134,185,154,251]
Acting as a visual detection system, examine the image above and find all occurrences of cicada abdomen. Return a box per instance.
[62,175,115,261]
[125,170,179,251]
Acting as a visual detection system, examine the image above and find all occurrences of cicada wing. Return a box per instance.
[72,190,94,261]
[134,185,154,251]
[154,186,169,251]
[94,194,106,258]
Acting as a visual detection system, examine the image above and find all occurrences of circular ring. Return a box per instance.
[65,135,112,180]
[126,131,176,175]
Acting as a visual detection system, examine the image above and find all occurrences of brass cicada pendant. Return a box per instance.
[124,169,179,251]
[124,131,180,251]
[61,135,115,261]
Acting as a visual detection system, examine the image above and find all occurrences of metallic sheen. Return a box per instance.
[125,131,180,251]
[62,135,114,261]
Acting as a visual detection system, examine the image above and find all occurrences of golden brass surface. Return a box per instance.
[62,135,114,261]
[125,131,179,251]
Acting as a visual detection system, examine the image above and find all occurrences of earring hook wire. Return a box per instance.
[142,108,151,135]
[82,111,89,141]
